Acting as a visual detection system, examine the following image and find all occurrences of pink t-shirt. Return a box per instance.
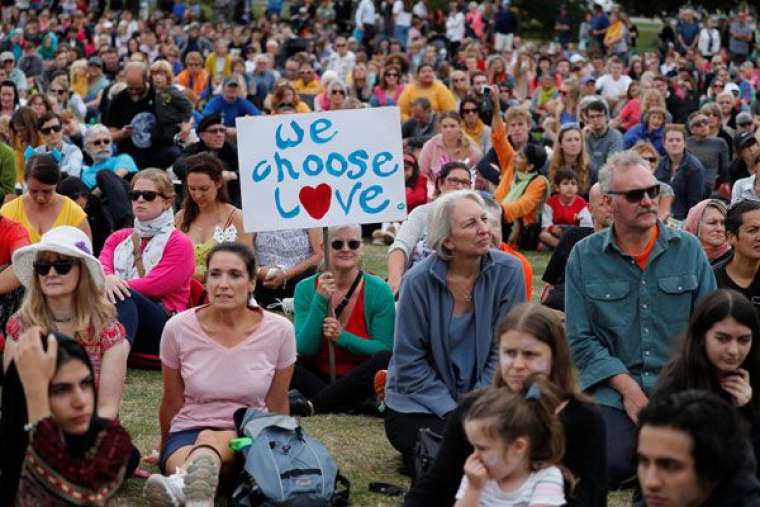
[160,307,297,433]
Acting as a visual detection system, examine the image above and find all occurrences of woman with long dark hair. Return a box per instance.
[0,330,133,505]
[175,152,250,281]
[656,289,760,473]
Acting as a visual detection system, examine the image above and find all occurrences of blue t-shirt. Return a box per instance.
[676,21,700,46]
[202,96,261,127]
[591,14,609,33]
[81,154,138,189]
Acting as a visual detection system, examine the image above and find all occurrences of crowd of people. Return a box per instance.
[0,0,757,506]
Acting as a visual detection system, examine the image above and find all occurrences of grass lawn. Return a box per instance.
[112,243,633,506]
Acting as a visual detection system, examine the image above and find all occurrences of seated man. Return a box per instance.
[80,124,136,230]
[566,151,716,488]
[202,76,261,140]
[173,115,240,207]
[103,61,182,169]
[401,97,438,150]
[637,390,760,506]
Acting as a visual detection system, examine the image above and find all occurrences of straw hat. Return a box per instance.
[12,226,105,290]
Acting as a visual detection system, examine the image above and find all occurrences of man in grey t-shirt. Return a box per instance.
[729,10,754,64]
[686,112,730,194]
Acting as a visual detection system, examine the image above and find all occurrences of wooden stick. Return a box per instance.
[323,227,337,383]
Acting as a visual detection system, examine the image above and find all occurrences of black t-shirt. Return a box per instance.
[543,226,595,285]
[714,258,760,316]
[103,86,166,153]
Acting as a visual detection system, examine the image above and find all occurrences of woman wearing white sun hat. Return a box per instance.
[3,225,128,421]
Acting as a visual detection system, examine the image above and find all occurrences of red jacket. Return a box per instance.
[406,173,428,212]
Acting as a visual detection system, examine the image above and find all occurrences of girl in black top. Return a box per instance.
[403,303,608,507]
[655,289,760,477]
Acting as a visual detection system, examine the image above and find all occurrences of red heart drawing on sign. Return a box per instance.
[299,184,332,219]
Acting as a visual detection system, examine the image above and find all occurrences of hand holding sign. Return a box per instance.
[237,108,407,232]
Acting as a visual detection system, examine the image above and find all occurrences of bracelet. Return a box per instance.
[23,420,38,432]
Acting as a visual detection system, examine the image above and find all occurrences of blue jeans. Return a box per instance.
[598,405,637,488]
[394,25,410,48]
[116,289,169,355]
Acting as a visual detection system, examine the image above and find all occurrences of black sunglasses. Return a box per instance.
[331,239,361,250]
[607,184,660,203]
[128,190,166,201]
[331,89,345,95]
[34,259,80,276]
[40,124,62,134]
[462,108,478,114]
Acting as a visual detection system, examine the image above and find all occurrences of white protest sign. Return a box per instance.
[236,107,407,232]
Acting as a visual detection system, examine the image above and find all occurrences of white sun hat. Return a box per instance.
[12,226,105,290]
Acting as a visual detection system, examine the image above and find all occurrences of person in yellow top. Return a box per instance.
[204,39,233,83]
[489,92,550,248]
[292,62,324,100]
[1,154,90,243]
[397,63,457,121]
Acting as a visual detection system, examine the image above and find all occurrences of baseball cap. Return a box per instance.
[736,112,753,126]
[570,54,586,65]
[196,115,223,133]
[735,131,758,150]
[581,75,596,85]
[88,56,103,68]
[0,51,14,62]
[724,82,741,95]
[223,76,240,87]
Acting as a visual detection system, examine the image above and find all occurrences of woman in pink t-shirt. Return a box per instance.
[144,243,296,506]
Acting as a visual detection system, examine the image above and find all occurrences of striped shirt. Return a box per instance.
[455,466,565,507]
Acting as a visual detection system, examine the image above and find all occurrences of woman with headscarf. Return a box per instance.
[683,199,732,266]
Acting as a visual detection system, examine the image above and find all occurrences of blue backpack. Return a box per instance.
[230,409,350,507]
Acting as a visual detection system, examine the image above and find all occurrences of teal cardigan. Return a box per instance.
[294,272,395,358]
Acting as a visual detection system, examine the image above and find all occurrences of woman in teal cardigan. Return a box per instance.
[291,224,395,416]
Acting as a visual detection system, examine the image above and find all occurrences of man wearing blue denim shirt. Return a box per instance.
[565,151,716,488]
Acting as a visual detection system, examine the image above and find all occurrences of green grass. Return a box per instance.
[113,244,633,505]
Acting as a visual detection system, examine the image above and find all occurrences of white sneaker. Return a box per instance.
[144,472,186,507]
[184,454,220,507]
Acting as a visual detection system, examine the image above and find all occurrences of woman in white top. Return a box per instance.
[445,2,466,52]
[175,152,251,282]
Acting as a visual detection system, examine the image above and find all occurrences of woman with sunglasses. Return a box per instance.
[0,330,133,506]
[630,140,675,222]
[48,75,87,122]
[548,123,591,196]
[289,224,395,416]
[419,112,482,199]
[459,96,491,155]
[99,169,194,356]
[0,154,90,243]
[314,79,348,112]
[176,152,251,282]
[32,111,83,179]
[370,65,405,108]
[655,125,706,221]
[4,226,128,423]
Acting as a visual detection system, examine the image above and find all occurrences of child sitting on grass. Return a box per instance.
[539,169,592,249]
[455,377,567,507]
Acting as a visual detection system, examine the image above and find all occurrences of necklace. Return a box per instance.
[447,277,474,303]
[51,314,74,323]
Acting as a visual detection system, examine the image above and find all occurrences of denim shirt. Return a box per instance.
[565,221,716,410]
[385,250,526,418]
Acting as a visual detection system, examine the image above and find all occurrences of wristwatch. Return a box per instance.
[277,265,289,289]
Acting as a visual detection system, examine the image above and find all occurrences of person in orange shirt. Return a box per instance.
[488,92,550,249]
[175,52,209,99]
[481,192,533,301]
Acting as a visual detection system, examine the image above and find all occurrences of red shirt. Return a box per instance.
[0,217,30,266]
[314,281,369,377]
[545,194,589,226]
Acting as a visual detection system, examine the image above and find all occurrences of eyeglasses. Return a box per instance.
[331,239,361,250]
[34,259,80,276]
[331,89,345,95]
[607,184,660,203]
[444,176,471,186]
[690,120,707,127]
[90,138,111,146]
[128,190,167,201]
[738,122,753,127]
[40,124,62,134]
[386,72,399,77]
[50,88,67,95]
[462,107,478,114]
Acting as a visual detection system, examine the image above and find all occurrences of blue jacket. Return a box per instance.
[623,122,665,155]
[385,250,526,418]
[565,221,716,411]
[202,96,261,127]
[654,152,705,220]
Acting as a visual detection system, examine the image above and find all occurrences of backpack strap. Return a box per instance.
[131,232,146,278]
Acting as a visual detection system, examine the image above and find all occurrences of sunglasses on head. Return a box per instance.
[607,184,660,203]
[331,239,361,250]
[128,190,166,201]
[34,259,80,276]
[40,124,62,134]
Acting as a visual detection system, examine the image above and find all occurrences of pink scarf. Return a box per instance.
[683,199,731,261]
